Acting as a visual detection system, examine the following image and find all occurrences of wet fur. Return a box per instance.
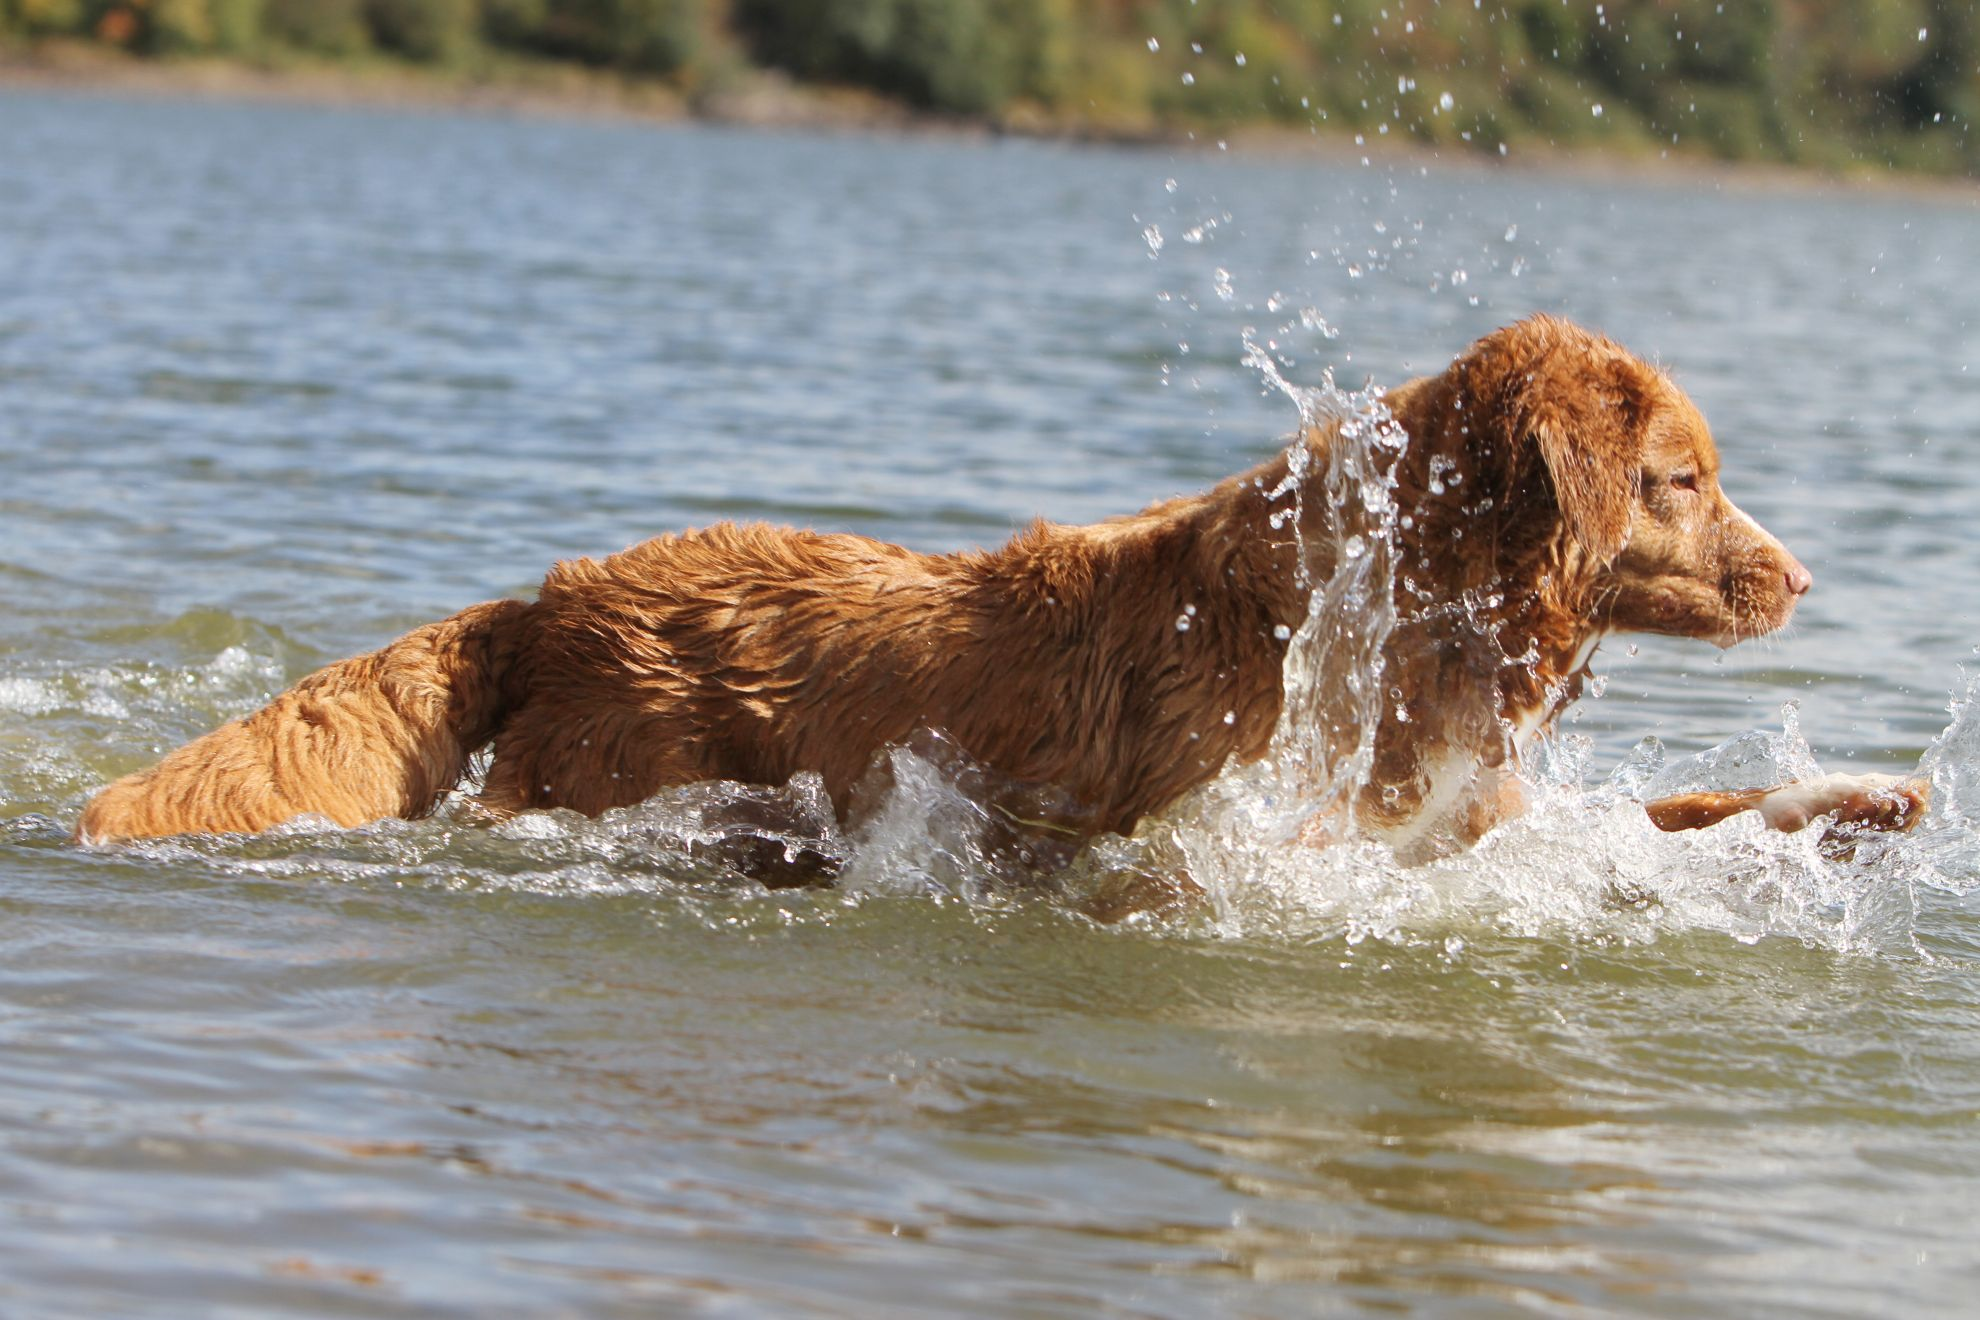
[79,316,1820,851]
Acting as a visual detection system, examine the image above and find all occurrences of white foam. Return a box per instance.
[0,677,60,716]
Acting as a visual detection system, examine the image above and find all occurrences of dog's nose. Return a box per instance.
[1785,559,1813,597]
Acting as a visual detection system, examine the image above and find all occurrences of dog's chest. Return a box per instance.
[1374,747,1481,857]
[1376,635,1602,857]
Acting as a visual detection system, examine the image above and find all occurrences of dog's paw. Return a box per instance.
[1757,773,1927,835]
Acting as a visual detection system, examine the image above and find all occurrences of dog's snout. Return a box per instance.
[1784,558,1812,597]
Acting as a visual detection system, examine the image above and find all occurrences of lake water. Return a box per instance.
[4,89,1980,1315]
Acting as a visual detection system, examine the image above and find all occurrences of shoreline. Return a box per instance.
[4,42,1977,207]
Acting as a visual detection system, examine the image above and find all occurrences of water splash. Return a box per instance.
[1126,321,1413,889]
[29,632,1980,955]
[1053,313,1980,953]
[21,466,1980,958]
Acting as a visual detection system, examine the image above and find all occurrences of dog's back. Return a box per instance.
[476,511,1296,833]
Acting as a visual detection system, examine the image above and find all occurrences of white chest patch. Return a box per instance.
[1372,747,1477,856]
[1373,631,1606,857]
[1512,630,1606,757]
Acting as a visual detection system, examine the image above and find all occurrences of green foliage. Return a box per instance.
[143,0,217,52]
[512,0,709,74]
[8,0,1977,175]
[263,0,371,55]
[365,0,478,62]
[732,0,1076,114]
[206,0,262,51]
[481,0,545,47]
[12,0,85,36]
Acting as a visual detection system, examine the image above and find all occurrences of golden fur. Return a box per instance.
[78,316,1919,854]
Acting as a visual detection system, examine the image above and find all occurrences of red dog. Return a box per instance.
[78,317,1922,858]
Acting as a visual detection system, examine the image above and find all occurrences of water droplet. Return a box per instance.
[1212,267,1234,300]
[1163,177,1178,193]
[1175,614,1192,632]
[1223,711,1236,725]
[1503,223,1518,241]
[1591,103,1604,118]
[1181,71,1195,86]
[1297,307,1339,339]
[1142,223,1164,256]
[1234,51,1246,67]
[1343,533,1367,559]
[1147,36,1160,51]
[1438,91,1454,111]
[1273,624,1292,640]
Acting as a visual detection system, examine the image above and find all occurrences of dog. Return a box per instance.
[77,316,1923,862]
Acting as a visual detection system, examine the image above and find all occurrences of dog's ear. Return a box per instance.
[1525,372,1646,565]
[1459,317,1651,566]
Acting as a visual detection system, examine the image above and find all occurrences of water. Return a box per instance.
[4,90,1980,1314]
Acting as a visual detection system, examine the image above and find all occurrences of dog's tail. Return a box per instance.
[77,598,533,844]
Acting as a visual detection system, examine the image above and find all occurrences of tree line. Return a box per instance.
[3,0,1974,174]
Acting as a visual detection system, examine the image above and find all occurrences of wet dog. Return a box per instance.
[78,316,1922,854]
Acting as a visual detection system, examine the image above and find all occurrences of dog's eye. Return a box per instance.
[1669,471,1699,492]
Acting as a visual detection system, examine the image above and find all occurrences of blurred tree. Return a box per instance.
[147,0,218,52]
[366,0,478,62]
[264,0,371,54]
[12,0,87,35]
[482,0,546,47]
[521,0,709,74]
[5,0,1973,174]
[206,0,262,52]
[732,0,1076,114]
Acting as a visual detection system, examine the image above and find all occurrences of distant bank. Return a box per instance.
[3,0,1977,191]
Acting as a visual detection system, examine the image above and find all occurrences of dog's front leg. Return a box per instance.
[1455,767,1528,845]
[1645,773,1927,836]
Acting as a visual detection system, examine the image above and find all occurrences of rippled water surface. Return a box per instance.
[5,90,1980,1315]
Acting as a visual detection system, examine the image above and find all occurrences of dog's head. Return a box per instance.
[1388,315,1810,649]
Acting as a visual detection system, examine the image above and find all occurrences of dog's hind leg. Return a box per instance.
[77,599,532,843]
[476,700,710,819]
